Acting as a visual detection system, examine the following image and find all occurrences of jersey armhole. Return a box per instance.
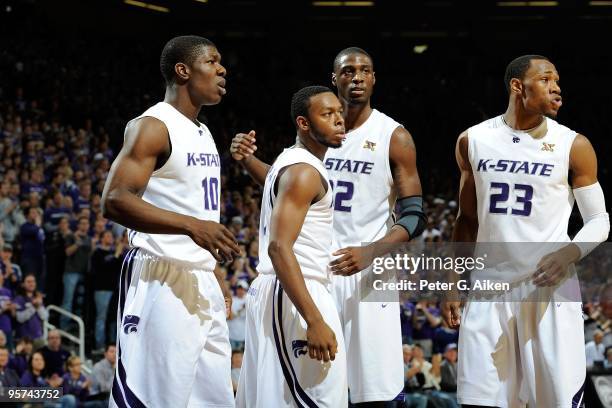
[136,115,172,177]
[274,162,329,205]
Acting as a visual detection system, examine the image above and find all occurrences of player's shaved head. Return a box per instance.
[333,47,373,71]
[290,85,334,125]
[504,54,550,93]
[160,35,215,85]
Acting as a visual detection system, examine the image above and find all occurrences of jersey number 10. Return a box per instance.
[489,182,533,216]
[202,177,219,211]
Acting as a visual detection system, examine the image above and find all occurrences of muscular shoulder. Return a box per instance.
[277,163,325,201]
[123,116,169,158]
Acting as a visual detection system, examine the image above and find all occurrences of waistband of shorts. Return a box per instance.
[256,271,331,286]
[130,246,215,272]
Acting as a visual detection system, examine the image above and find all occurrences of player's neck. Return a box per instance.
[503,104,544,131]
[295,136,327,161]
[164,88,201,126]
[343,101,372,132]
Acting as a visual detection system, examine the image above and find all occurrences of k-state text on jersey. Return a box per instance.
[187,152,220,167]
[476,159,554,177]
[325,157,374,174]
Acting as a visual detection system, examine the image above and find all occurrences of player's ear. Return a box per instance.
[509,78,522,95]
[296,116,309,132]
[372,71,376,86]
[331,72,337,87]
[175,63,190,83]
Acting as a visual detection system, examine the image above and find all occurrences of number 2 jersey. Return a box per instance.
[324,109,402,249]
[468,115,578,281]
[127,102,220,271]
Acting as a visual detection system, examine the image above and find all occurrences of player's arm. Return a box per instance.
[442,131,477,328]
[330,127,426,276]
[230,130,270,186]
[268,163,337,362]
[533,134,610,286]
[101,117,240,262]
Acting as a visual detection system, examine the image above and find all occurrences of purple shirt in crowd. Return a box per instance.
[0,286,13,336]
[63,373,89,403]
[14,294,43,339]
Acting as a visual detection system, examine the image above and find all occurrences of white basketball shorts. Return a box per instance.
[331,268,404,403]
[457,280,586,408]
[110,248,233,408]
[236,274,347,408]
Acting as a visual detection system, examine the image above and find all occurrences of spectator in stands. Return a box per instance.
[91,230,124,350]
[605,346,612,370]
[247,239,259,270]
[400,300,415,345]
[412,300,441,357]
[433,342,459,407]
[39,329,70,377]
[0,346,20,386]
[0,330,6,348]
[45,216,71,307]
[228,280,248,351]
[403,344,428,408]
[231,349,243,393]
[20,351,51,386]
[19,206,46,284]
[586,330,606,368]
[432,318,459,355]
[1,243,22,292]
[90,343,115,403]
[0,271,16,347]
[9,336,33,377]
[43,189,72,231]
[61,216,91,329]
[63,355,103,408]
[14,273,48,346]
[0,180,25,244]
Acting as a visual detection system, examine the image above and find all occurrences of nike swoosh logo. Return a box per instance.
[381,304,388,308]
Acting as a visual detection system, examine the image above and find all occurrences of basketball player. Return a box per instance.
[442,55,610,407]
[231,47,425,406]
[101,36,240,408]
[235,86,348,407]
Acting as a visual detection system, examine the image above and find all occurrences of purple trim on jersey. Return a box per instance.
[273,279,319,408]
[571,377,585,408]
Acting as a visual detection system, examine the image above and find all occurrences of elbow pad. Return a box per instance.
[572,182,610,259]
[394,196,427,240]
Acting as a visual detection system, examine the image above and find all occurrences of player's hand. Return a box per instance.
[230,131,257,161]
[306,320,338,362]
[330,246,374,276]
[532,249,575,287]
[441,300,461,329]
[189,220,241,263]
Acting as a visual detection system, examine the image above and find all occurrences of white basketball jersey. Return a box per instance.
[257,147,334,283]
[127,102,220,271]
[324,109,401,249]
[468,115,578,280]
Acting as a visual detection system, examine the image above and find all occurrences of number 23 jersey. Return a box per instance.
[468,115,577,244]
[127,102,220,270]
[324,109,402,249]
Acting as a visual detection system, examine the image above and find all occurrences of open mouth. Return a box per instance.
[551,97,562,108]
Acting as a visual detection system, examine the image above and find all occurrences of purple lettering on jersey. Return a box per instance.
[352,160,364,172]
[516,161,529,174]
[362,162,374,174]
[477,159,490,171]
[187,153,197,166]
[540,164,554,177]
[476,159,554,177]
[340,160,352,172]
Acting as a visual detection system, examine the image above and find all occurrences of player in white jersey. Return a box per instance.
[442,55,610,407]
[231,47,425,407]
[101,36,241,408]
[235,86,347,407]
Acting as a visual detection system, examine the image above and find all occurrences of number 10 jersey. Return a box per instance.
[127,102,220,271]
[324,109,402,250]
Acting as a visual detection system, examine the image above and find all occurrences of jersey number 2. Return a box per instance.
[202,177,219,211]
[489,182,533,216]
[329,180,354,212]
